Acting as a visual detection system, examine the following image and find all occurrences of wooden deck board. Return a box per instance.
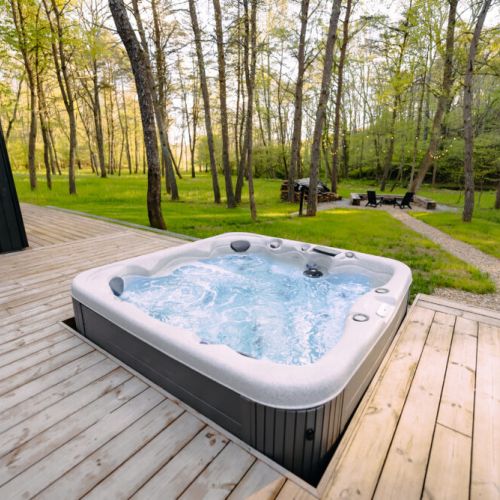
[0,204,498,499]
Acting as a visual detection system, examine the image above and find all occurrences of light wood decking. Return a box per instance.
[0,204,498,499]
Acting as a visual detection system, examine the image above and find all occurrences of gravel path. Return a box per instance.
[388,209,500,311]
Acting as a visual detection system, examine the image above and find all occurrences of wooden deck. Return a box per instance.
[0,204,498,499]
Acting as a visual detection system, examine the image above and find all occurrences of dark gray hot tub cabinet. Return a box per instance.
[73,296,407,484]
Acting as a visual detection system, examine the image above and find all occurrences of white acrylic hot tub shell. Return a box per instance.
[71,232,412,410]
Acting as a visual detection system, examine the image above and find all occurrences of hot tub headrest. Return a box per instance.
[230,240,251,252]
[109,276,125,296]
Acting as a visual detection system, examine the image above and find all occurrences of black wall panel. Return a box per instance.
[0,122,28,253]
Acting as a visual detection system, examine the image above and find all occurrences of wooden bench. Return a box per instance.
[350,193,362,206]
[414,195,437,210]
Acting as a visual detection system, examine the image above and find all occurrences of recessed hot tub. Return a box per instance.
[72,232,411,484]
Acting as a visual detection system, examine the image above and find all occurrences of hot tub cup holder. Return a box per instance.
[268,239,282,250]
[352,313,369,322]
[375,287,390,294]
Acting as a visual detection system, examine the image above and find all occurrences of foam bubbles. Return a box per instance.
[119,254,373,366]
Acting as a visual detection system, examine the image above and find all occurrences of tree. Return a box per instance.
[463,0,492,222]
[4,74,24,143]
[288,0,310,201]
[42,0,79,194]
[187,0,221,203]
[34,20,53,188]
[242,0,258,220]
[8,0,38,190]
[379,2,413,191]
[410,0,458,193]
[306,0,343,216]
[331,0,353,193]
[212,0,236,208]
[79,0,108,178]
[149,0,178,199]
[109,0,165,229]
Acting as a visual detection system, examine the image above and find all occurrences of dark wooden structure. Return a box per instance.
[280,180,341,203]
[0,122,28,253]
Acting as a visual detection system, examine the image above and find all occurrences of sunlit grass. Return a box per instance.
[412,211,500,259]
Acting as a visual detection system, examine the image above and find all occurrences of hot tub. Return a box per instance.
[72,232,411,484]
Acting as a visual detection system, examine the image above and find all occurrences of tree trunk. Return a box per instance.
[149,0,178,200]
[133,103,139,173]
[410,0,458,193]
[463,0,492,222]
[109,0,166,229]
[92,59,107,178]
[9,0,37,189]
[42,0,77,194]
[331,0,352,194]
[306,0,342,216]
[187,0,221,203]
[48,125,61,174]
[120,80,132,174]
[68,108,77,193]
[213,0,236,208]
[35,49,51,190]
[409,61,427,188]
[243,0,257,220]
[27,71,37,190]
[379,2,412,191]
[191,79,198,178]
[342,118,349,177]
[288,0,310,201]
[5,74,23,142]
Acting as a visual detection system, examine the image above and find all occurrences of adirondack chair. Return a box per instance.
[366,190,382,207]
[395,192,414,209]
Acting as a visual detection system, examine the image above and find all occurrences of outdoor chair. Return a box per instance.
[395,192,414,209]
[366,190,382,207]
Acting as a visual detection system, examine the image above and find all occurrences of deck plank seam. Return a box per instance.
[0,343,90,394]
[0,368,138,463]
[174,439,232,499]
[34,397,178,498]
[469,318,480,500]
[316,297,428,496]
[371,307,436,498]
[0,332,73,372]
[0,351,107,422]
[0,381,152,490]
[124,423,210,499]
[420,314,457,499]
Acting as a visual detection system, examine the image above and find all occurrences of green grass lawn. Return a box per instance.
[14,171,495,298]
[406,186,499,260]
[411,210,500,259]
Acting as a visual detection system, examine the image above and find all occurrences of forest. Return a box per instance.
[0,0,498,228]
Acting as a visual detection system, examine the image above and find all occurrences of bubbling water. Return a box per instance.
[119,254,374,366]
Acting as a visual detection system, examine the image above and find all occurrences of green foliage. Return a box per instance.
[252,143,290,179]
[195,134,222,169]
[431,133,500,186]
